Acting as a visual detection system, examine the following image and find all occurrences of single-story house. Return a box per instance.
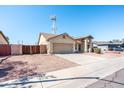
[93,41,124,52]
[38,32,93,54]
[0,31,9,44]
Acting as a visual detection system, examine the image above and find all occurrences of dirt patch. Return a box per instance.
[0,61,37,82]
[0,54,79,82]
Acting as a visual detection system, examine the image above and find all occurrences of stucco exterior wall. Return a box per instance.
[11,44,22,55]
[0,34,8,44]
[47,42,53,54]
[38,35,48,45]
[40,45,47,53]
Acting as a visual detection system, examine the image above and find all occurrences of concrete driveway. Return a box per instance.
[45,53,124,88]
[56,53,106,65]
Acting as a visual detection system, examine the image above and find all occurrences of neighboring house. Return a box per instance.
[93,41,124,52]
[38,32,93,54]
[0,31,9,44]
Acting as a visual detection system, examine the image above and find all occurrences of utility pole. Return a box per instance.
[50,15,57,34]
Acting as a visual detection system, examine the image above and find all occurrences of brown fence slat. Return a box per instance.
[35,45,40,54]
[22,45,41,54]
[0,44,11,56]
[19,45,47,55]
[32,45,40,54]
[31,46,34,54]
[22,45,30,54]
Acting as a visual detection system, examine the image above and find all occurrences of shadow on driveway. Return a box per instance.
[1,76,124,88]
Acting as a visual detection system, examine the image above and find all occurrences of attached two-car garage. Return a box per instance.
[53,43,73,54]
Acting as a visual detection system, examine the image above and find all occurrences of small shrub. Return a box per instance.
[93,48,101,54]
[108,48,113,51]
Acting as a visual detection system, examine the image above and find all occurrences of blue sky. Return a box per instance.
[0,5,124,44]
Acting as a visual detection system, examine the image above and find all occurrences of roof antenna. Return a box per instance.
[50,15,57,34]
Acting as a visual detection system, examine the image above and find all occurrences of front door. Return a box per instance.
[78,44,81,52]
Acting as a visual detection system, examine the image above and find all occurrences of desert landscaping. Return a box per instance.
[0,54,79,82]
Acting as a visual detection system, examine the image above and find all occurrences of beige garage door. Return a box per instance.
[53,43,73,54]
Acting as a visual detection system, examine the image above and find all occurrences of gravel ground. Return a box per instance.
[0,54,79,82]
[83,52,124,59]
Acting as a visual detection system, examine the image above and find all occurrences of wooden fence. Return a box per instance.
[31,45,40,54]
[11,44,22,55]
[22,45,30,54]
[21,45,47,54]
[22,45,41,54]
[0,44,47,56]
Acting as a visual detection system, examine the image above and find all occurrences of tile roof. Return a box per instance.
[40,32,58,40]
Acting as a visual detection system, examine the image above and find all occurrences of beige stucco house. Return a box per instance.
[38,32,93,54]
[0,31,9,44]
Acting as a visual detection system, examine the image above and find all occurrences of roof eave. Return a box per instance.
[75,35,94,40]
[47,33,75,41]
[0,31,9,44]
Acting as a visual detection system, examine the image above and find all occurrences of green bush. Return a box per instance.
[93,48,101,54]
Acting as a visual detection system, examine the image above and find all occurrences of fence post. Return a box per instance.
[30,46,32,54]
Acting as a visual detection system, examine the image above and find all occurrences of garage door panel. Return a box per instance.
[53,43,73,54]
